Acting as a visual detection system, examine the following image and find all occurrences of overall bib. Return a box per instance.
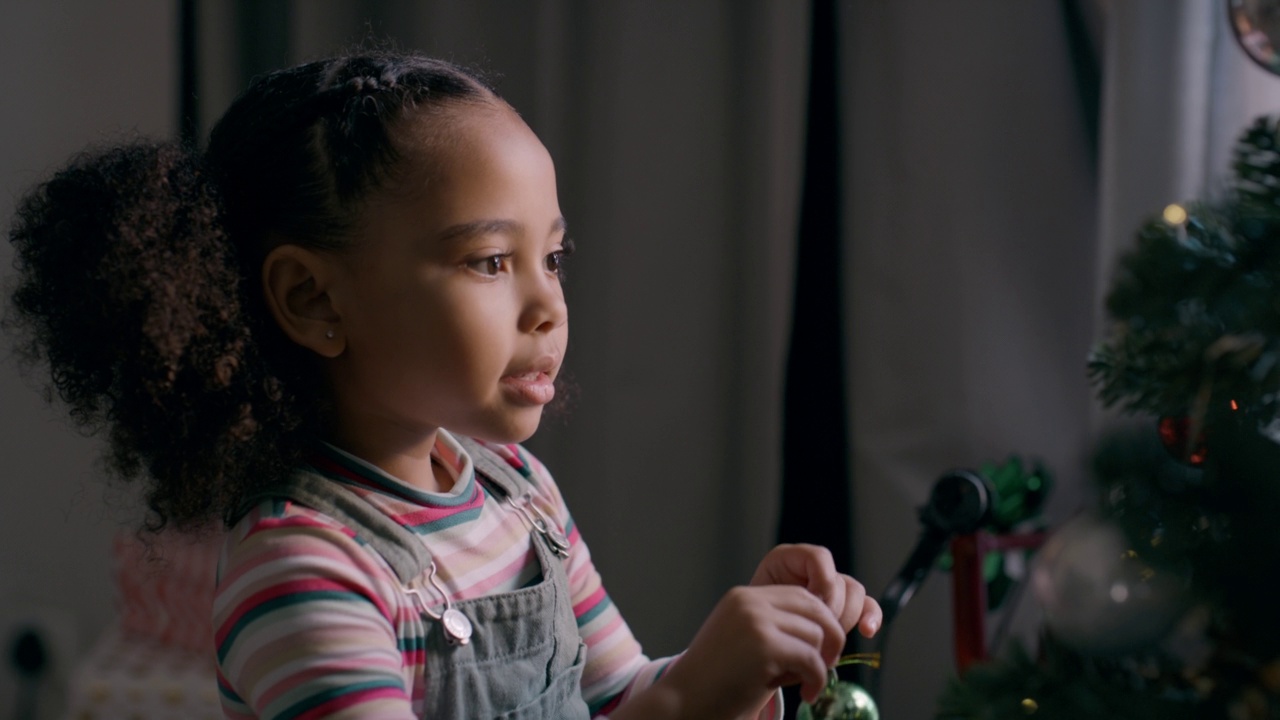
[253,437,593,720]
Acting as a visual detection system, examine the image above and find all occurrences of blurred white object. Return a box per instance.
[62,627,220,720]
[1031,513,1189,656]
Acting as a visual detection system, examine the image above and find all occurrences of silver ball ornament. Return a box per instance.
[1030,513,1189,656]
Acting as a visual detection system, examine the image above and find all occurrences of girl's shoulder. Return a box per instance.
[216,497,401,611]
[219,497,389,580]
[230,495,359,540]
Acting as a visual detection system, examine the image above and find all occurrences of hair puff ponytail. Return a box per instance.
[7,51,493,531]
[7,142,298,530]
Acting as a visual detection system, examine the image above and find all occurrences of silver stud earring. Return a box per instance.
[325,329,335,339]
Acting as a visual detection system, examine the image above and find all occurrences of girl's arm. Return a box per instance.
[562,546,785,720]
[214,503,417,720]
[510,446,848,720]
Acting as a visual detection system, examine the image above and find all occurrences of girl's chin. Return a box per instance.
[461,409,544,445]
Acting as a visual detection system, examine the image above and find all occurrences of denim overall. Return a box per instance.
[254,437,592,719]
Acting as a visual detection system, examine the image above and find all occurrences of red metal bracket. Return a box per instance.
[950,530,1047,673]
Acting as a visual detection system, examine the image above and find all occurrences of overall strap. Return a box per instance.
[455,436,571,559]
[242,471,433,585]
[454,435,526,499]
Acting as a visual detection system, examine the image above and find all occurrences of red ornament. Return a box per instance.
[1157,416,1207,465]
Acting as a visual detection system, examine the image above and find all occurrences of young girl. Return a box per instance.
[8,50,881,719]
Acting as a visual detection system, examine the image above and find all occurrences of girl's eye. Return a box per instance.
[545,252,565,278]
[468,254,508,276]
[546,238,575,280]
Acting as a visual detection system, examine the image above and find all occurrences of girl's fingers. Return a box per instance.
[755,545,879,636]
[766,632,832,704]
[796,545,840,602]
[858,594,884,638]
[838,575,864,633]
[796,645,832,704]
[684,583,867,712]
[819,565,847,626]
[752,544,837,592]
[766,585,846,665]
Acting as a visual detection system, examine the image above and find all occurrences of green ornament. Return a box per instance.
[797,672,879,720]
[797,655,881,720]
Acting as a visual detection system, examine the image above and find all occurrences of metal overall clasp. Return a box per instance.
[403,561,473,646]
[507,492,571,558]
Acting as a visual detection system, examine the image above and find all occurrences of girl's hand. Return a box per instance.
[661,584,847,718]
[750,544,883,640]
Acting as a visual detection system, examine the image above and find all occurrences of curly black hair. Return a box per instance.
[6,51,494,531]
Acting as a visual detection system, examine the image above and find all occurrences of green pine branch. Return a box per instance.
[1090,116,1280,424]
[936,638,1197,720]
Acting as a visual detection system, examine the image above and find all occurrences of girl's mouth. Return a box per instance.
[500,371,555,405]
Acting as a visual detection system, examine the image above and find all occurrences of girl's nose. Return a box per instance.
[518,271,568,334]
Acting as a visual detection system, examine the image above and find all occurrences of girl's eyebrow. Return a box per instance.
[435,216,568,244]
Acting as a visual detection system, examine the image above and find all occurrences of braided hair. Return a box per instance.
[6,51,494,531]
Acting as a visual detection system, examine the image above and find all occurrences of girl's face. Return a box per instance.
[324,103,569,453]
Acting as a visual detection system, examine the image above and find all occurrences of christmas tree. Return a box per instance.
[935,116,1280,719]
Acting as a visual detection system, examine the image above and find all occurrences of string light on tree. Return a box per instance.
[1157,416,1207,466]
[1163,203,1189,225]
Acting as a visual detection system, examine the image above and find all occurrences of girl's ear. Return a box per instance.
[261,244,345,358]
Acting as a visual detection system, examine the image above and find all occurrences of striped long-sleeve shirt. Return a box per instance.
[213,431,668,719]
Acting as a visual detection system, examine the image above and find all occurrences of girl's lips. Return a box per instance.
[500,371,555,405]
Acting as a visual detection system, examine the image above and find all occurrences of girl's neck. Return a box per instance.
[327,425,456,494]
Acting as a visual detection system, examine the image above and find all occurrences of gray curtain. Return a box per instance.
[840,2,1099,717]
[0,4,178,717]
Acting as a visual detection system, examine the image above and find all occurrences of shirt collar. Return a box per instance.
[306,429,477,507]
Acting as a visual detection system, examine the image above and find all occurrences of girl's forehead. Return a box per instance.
[368,101,557,222]
[398,98,520,151]
[396,102,547,182]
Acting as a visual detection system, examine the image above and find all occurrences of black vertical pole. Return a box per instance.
[235,0,292,91]
[178,0,199,148]
[1059,0,1101,166]
[778,0,850,688]
[779,0,848,567]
